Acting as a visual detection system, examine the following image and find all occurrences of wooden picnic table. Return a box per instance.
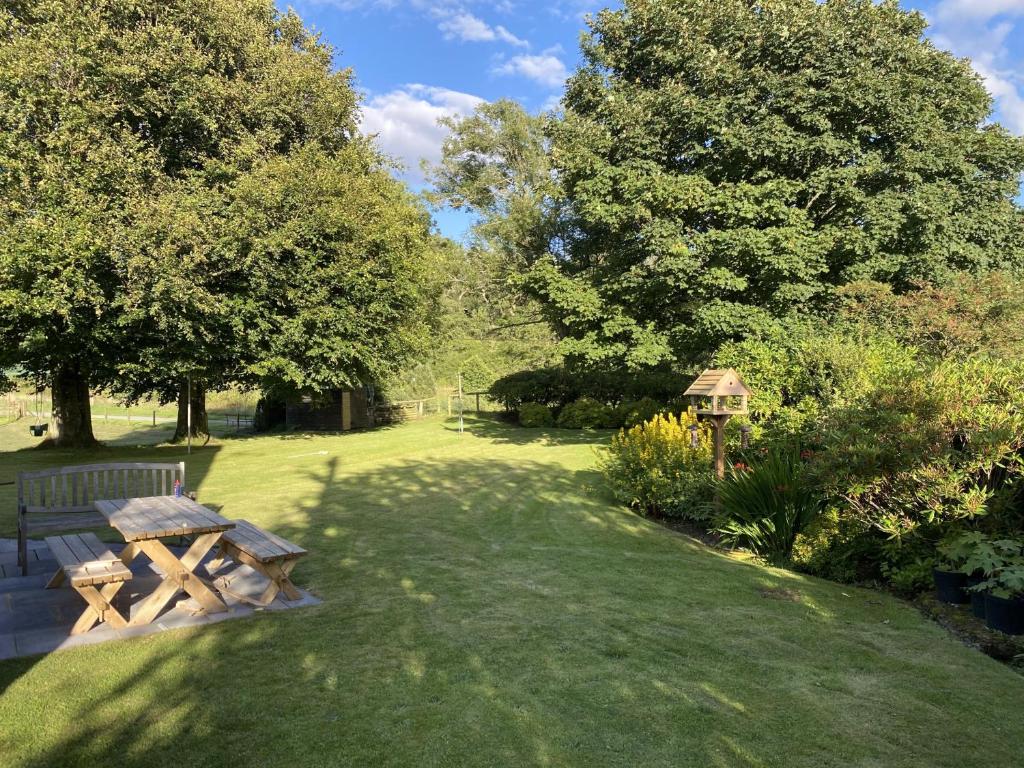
[94,496,235,626]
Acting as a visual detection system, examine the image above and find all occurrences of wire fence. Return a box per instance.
[1,393,255,434]
[3,386,497,432]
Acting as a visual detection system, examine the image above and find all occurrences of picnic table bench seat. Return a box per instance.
[44,533,133,635]
[209,520,307,606]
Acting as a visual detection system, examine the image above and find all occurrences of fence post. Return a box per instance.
[127,407,131,425]
[475,393,481,414]
[152,410,156,427]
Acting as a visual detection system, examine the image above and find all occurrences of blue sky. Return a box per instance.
[286,0,1024,239]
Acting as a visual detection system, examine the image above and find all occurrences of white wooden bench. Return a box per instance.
[44,533,133,634]
[208,520,307,606]
[17,462,185,576]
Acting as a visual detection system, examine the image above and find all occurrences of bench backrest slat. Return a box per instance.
[18,462,186,514]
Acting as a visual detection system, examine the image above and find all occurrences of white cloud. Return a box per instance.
[493,53,568,88]
[925,0,1024,134]
[934,0,1024,23]
[360,84,485,184]
[437,12,528,46]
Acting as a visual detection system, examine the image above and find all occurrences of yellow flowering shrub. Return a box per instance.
[600,410,715,519]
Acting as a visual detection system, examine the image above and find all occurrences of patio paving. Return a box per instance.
[0,538,319,660]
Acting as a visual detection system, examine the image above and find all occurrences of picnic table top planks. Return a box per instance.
[95,496,234,542]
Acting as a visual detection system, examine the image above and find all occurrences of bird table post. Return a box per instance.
[683,369,753,481]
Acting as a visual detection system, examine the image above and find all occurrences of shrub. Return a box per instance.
[838,272,1024,361]
[791,508,887,583]
[714,451,822,566]
[716,325,1024,587]
[518,402,554,428]
[808,357,1024,542]
[600,411,714,519]
[615,397,667,428]
[557,398,616,429]
[883,558,937,596]
[490,367,690,412]
[977,561,1024,599]
[491,368,574,411]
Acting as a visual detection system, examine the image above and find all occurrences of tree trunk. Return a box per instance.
[173,378,209,442]
[50,365,98,448]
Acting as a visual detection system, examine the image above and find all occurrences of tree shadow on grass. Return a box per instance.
[3,449,1024,766]
[446,413,616,447]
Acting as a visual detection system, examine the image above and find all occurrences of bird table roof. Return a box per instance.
[683,369,752,398]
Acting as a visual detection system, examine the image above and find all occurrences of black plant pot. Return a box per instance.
[933,568,970,605]
[967,575,987,619]
[984,593,1024,636]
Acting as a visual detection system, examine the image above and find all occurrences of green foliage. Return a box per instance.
[0,1,436,444]
[556,398,616,429]
[222,144,437,396]
[716,325,1024,541]
[838,273,1024,361]
[720,320,1024,586]
[614,398,666,429]
[714,452,822,566]
[532,0,1024,365]
[714,325,916,445]
[883,558,937,597]
[489,366,689,411]
[946,534,1024,597]
[425,99,562,269]
[518,402,554,428]
[810,357,1024,541]
[384,239,559,400]
[600,411,714,519]
[405,99,563,400]
[970,539,1024,598]
[938,532,1009,575]
[792,506,895,584]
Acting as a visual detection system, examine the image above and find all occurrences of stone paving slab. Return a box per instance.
[0,538,319,661]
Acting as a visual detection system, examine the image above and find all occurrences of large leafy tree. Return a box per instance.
[1,1,432,445]
[532,0,1024,367]
[417,99,561,393]
[426,99,563,268]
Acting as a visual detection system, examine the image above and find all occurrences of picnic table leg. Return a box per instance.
[127,534,228,626]
[46,568,67,589]
[70,581,129,635]
[117,541,141,567]
[217,542,303,606]
[259,560,302,603]
[205,543,229,574]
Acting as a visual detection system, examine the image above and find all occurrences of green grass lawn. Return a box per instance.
[0,416,1021,767]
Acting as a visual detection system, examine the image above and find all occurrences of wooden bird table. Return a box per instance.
[94,497,235,626]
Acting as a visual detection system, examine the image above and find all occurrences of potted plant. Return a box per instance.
[958,534,1009,619]
[977,559,1024,635]
[934,534,978,604]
